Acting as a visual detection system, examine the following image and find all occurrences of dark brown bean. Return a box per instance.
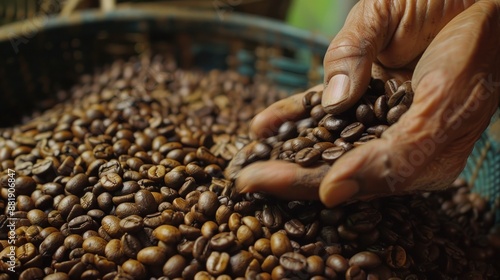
[295,147,321,167]
[340,122,365,142]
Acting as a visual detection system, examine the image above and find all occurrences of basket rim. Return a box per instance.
[0,4,331,55]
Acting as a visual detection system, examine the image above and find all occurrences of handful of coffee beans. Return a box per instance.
[0,55,499,280]
[226,78,413,178]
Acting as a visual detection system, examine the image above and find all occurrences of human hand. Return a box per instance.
[234,0,500,207]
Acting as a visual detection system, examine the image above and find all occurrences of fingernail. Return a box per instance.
[321,179,359,207]
[322,74,350,111]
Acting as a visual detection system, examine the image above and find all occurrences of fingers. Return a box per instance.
[235,161,331,201]
[322,0,401,114]
[250,84,323,138]
[323,0,476,114]
[320,0,500,208]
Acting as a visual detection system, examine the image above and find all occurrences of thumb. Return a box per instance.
[322,1,399,115]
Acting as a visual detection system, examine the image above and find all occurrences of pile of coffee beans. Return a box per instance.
[1,55,499,280]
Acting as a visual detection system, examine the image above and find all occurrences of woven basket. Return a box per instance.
[0,3,498,220]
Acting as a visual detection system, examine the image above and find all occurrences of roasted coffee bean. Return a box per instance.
[65,173,89,196]
[340,122,365,142]
[82,236,107,255]
[356,104,375,125]
[15,176,37,195]
[295,147,321,167]
[68,215,95,234]
[345,265,366,280]
[310,104,326,121]
[137,246,169,266]
[64,234,84,250]
[321,146,345,163]
[121,233,143,259]
[179,224,202,240]
[284,219,305,239]
[19,267,45,280]
[115,202,141,219]
[280,252,307,272]
[386,245,407,269]
[198,191,220,217]
[81,192,98,211]
[121,259,146,279]
[104,239,125,263]
[374,95,388,122]
[326,254,349,273]
[162,254,187,278]
[153,225,181,244]
[270,232,292,257]
[206,251,230,276]
[229,250,254,277]
[101,215,123,238]
[349,251,382,269]
[210,232,236,251]
[99,172,123,192]
[119,215,143,233]
[261,206,283,230]
[134,189,157,215]
[39,231,64,257]
[387,104,408,124]
[319,115,349,132]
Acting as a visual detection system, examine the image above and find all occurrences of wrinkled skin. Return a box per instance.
[235,0,500,207]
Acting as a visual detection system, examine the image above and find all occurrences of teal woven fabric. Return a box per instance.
[461,108,500,222]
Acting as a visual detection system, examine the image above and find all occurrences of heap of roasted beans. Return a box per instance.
[1,55,499,280]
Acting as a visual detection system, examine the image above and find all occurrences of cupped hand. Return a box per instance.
[235,0,500,207]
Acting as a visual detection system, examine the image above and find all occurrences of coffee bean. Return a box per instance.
[39,231,64,257]
[349,251,382,269]
[345,265,366,280]
[161,254,187,278]
[386,245,407,269]
[206,251,230,276]
[387,104,408,125]
[326,254,349,273]
[279,252,307,272]
[68,215,95,234]
[19,267,45,280]
[306,255,324,276]
[64,173,89,196]
[134,189,157,215]
[302,91,316,110]
[340,122,365,142]
[210,232,236,251]
[99,172,123,192]
[283,219,305,239]
[179,224,202,240]
[121,259,146,279]
[137,246,169,266]
[64,234,84,250]
[318,115,349,132]
[356,104,375,125]
[294,147,321,167]
[44,272,70,280]
[104,239,125,263]
[15,176,37,195]
[119,215,143,233]
[16,242,37,263]
[270,232,292,257]
[261,206,283,231]
[153,225,181,244]
[229,250,254,277]
[82,236,107,255]
[374,95,388,122]
[198,191,219,217]
[115,202,141,219]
